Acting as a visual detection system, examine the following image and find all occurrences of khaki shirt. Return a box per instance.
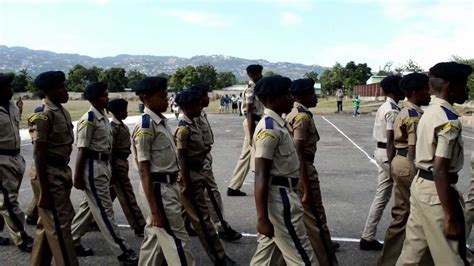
[242,81,264,117]
[28,99,74,160]
[286,102,320,156]
[373,97,401,143]
[0,101,21,150]
[253,108,299,178]
[194,111,214,147]
[415,96,464,173]
[175,114,209,161]
[393,101,423,149]
[111,115,131,156]
[76,105,112,153]
[132,108,178,173]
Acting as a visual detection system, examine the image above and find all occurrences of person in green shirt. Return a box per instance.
[353,95,361,117]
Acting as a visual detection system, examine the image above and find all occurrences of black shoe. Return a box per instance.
[332,241,340,251]
[185,223,197,237]
[134,226,144,237]
[26,215,38,225]
[219,226,242,242]
[359,239,383,251]
[75,245,94,257]
[227,188,246,196]
[117,249,138,265]
[0,237,9,246]
[215,255,237,266]
[17,237,33,252]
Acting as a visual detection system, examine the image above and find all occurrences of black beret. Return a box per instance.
[34,71,66,92]
[175,90,201,107]
[429,62,472,83]
[0,73,14,90]
[189,84,209,96]
[290,78,315,95]
[107,98,128,114]
[380,75,402,94]
[254,75,292,98]
[135,77,167,95]
[246,64,263,74]
[84,82,107,101]
[400,73,429,92]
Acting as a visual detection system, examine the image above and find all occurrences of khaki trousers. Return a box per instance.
[0,154,26,246]
[110,158,146,231]
[71,159,129,256]
[362,148,393,241]
[297,163,338,266]
[139,181,194,266]
[202,153,226,231]
[26,164,39,220]
[251,184,317,266]
[397,177,471,266]
[228,119,251,190]
[465,153,474,234]
[31,165,78,266]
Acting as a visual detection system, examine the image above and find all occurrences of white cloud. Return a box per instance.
[280,12,303,26]
[160,8,228,27]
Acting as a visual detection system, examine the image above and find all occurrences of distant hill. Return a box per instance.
[0,45,326,81]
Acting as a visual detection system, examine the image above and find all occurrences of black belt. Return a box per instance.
[304,153,315,162]
[87,150,110,162]
[271,176,299,188]
[113,152,130,160]
[46,156,69,167]
[377,142,387,149]
[418,169,458,184]
[396,148,408,157]
[0,149,20,156]
[188,159,204,171]
[150,173,177,184]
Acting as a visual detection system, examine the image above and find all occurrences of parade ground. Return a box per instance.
[1,112,474,265]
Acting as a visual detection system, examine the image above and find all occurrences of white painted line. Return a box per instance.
[242,232,382,243]
[463,134,474,140]
[321,116,378,166]
[118,224,131,228]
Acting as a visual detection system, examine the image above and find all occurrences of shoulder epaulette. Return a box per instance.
[141,114,150,128]
[265,117,273,129]
[407,108,418,118]
[440,106,458,120]
[178,119,189,127]
[87,111,95,122]
[390,102,401,111]
[297,105,313,117]
[34,105,44,113]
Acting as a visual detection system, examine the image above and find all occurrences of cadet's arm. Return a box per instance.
[34,141,52,209]
[74,147,87,190]
[138,161,163,227]
[246,103,255,145]
[294,140,312,204]
[407,145,417,172]
[177,149,191,197]
[433,156,461,240]
[255,157,274,237]
[386,129,395,163]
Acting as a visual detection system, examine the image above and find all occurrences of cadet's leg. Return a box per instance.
[250,234,278,266]
[465,153,474,234]
[71,196,94,245]
[26,173,40,222]
[202,154,225,228]
[228,120,251,191]
[31,216,53,266]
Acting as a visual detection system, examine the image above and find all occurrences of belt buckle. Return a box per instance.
[97,153,103,161]
[166,175,170,183]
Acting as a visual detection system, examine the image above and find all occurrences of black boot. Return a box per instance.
[75,244,94,257]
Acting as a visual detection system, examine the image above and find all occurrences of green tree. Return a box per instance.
[319,63,344,96]
[67,64,102,92]
[156,72,170,79]
[377,62,395,76]
[196,63,218,90]
[216,71,237,89]
[453,56,474,99]
[127,69,147,90]
[12,69,33,93]
[263,71,274,77]
[304,71,319,82]
[99,67,128,92]
[170,66,199,91]
[394,60,424,74]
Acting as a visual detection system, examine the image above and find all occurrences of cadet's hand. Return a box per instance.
[409,162,417,177]
[444,217,462,240]
[301,190,314,205]
[257,219,274,238]
[74,173,85,190]
[38,193,53,210]
[181,181,192,197]
[150,213,165,228]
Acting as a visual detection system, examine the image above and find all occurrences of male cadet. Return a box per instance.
[250,75,316,266]
[70,82,138,264]
[397,62,473,265]
[227,64,264,196]
[29,71,79,266]
[108,98,146,237]
[175,89,236,265]
[378,73,431,266]
[132,77,194,265]
[189,84,242,241]
[360,75,404,250]
[0,73,33,251]
[286,78,339,266]
[467,152,474,235]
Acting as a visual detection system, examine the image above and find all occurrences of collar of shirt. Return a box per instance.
[89,105,106,121]
[294,101,309,111]
[201,110,207,118]
[386,96,398,106]
[111,114,123,125]
[403,101,423,114]
[144,107,168,125]
[182,114,194,125]
[431,96,459,116]
[264,108,285,127]
[43,98,59,111]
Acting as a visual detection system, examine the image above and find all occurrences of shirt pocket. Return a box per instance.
[277,141,295,157]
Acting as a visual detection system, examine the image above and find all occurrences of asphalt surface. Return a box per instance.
[1,112,473,265]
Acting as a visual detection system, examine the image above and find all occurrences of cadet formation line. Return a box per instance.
[0,62,473,266]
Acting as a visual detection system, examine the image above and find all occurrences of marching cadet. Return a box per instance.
[227,64,264,196]
[108,99,146,237]
[29,71,79,266]
[70,82,138,264]
[175,89,236,265]
[250,75,316,265]
[466,152,474,235]
[286,78,339,266]
[397,62,473,265]
[189,84,242,242]
[360,75,404,250]
[132,77,194,265]
[378,73,431,266]
[0,73,33,251]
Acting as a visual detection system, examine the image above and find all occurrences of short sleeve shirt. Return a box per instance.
[415,97,464,173]
[76,106,112,153]
[285,102,320,156]
[373,97,401,143]
[111,116,131,156]
[28,99,74,160]
[242,82,264,117]
[175,115,209,161]
[131,108,178,173]
[194,111,214,147]
[253,108,299,178]
[393,101,423,149]
[0,101,21,150]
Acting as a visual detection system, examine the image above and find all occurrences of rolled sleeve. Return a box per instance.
[435,122,460,159]
[385,110,398,130]
[254,129,279,160]
[405,118,419,146]
[175,126,189,149]
[134,128,154,162]
[29,113,50,142]
[292,114,310,141]
[76,118,94,148]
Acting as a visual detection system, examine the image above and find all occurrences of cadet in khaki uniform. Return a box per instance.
[397,62,473,266]
[189,84,242,242]
[465,152,474,235]
[132,77,194,265]
[70,82,138,264]
[286,78,339,266]
[0,73,33,251]
[250,75,316,266]
[175,89,236,265]
[378,73,431,266]
[108,99,146,237]
[29,71,79,266]
[360,75,405,251]
[227,64,264,196]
